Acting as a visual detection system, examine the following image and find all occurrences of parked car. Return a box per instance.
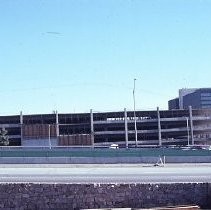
[109,144,119,149]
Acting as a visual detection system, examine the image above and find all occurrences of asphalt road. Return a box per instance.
[0,164,211,184]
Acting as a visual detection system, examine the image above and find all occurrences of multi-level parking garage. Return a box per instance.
[93,107,211,146]
[0,107,211,147]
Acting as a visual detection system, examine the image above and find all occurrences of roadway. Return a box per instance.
[0,164,211,184]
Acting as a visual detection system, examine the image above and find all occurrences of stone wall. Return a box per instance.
[0,183,210,209]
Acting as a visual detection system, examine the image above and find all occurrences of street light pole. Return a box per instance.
[186,117,190,146]
[133,78,138,147]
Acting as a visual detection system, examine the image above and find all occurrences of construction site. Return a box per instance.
[1,106,211,147]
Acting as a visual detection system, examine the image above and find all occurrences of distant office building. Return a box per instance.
[168,98,179,110]
[179,88,197,109]
[169,88,211,110]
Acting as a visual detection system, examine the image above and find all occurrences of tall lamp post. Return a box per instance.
[133,78,138,147]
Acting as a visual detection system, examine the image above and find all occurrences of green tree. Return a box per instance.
[0,128,9,146]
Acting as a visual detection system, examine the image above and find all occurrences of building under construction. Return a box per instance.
[1,107,211,147]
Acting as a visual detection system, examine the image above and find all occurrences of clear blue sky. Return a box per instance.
[0,0,211,115]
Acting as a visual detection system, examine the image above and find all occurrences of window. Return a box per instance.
[201,93,211,97]
[201,101,211,105]
[201,96,211,100]
[202,105,211,108]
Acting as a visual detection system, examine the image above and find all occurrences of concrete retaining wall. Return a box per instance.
[0,183,210,209]
[1,156,211,164]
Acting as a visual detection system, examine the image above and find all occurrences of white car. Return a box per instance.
[109,144,119,149]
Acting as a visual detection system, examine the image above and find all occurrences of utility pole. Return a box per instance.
[133,78,138,147]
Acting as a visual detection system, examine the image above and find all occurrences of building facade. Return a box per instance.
[168,98,179,110]
[1,107,211,147]
[169,88,211,110]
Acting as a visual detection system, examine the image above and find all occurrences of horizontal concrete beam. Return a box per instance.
[0,124,21,128]
[93,116,211,125]
[8,135,21,139]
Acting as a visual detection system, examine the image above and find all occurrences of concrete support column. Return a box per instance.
[20,111,23,145]
[90,109,94,148]
[124,108,128,148]
[56,111,59,138]
[157,107,162,146]
[48,124,52,149]
[189,106,194,145]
